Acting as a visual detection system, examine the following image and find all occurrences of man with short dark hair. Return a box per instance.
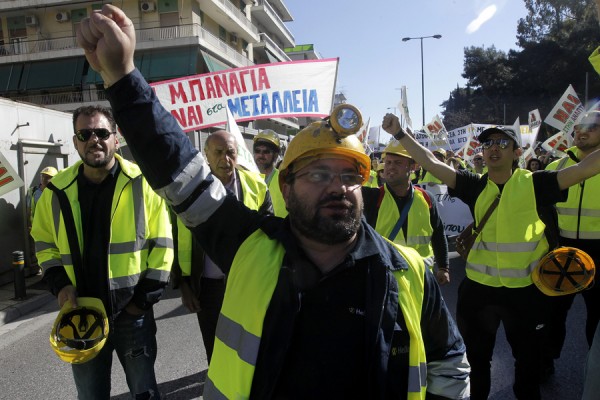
[31,105,173,399]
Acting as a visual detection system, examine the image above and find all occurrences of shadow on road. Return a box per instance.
[111,370,207,399]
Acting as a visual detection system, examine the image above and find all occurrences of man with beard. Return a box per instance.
[75,6,470,399]
[543,107,600,377]
[172,130,272,363]
[363,140,450,286]
[31,105,173,399]
[253,129,287,217]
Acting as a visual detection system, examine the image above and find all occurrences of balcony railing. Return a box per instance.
[8,88,108,106]
[0,24,253,67]
[258,33,290,62]
[254,0,294,45]
[210,0,258,36]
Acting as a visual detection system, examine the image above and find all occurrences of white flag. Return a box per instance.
[528,109,542,141]
[398,86,413,130]
[544,85,585,143]
[225,106,259,173]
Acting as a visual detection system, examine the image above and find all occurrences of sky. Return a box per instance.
[285,0,528,143]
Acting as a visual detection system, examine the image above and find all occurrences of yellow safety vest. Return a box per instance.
[420,171,442,184]
[364,169,379,188]
[546,148,600,240]
[376,185,435,268]
[265,168,287,218]
[31,155,173,304]
[176,168,269,276]
[466,168,548,287]
[590,47,600,75]
[204,230,427,399]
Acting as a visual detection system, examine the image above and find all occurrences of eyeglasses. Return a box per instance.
[295,170,364,187]
[574,123,598,133]
[481,138,510,149]
[254,149,273,155]
[473,157,483,161]
[75,128,114,142]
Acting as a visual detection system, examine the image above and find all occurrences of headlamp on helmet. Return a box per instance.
[278,104,370,189]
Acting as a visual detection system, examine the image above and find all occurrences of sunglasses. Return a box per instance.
[75,128,114,142]
[295,170,364,187]
[473,157,483,161]
[481,138,511,149]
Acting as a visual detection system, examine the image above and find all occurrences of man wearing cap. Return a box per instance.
[543,108,600,370]
[382,112,600,400]
[172,130,272,363]
[76,6,470,399]
[363,140,450,285]
[253,129,287,217]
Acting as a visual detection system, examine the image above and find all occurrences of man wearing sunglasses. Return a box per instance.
[253,129,287,217]
[75,6,471,399]
[31,105,173,399]
[544,108,600,377]
[383,112,600,400]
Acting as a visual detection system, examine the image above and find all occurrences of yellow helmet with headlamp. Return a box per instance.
[278,104,370,189]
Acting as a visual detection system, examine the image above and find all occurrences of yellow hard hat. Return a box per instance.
[50,297,109,364]
[432,148,447,158]
[532,247,595,296]
[383,139,413,160]
[279,104,370,189]
[41,166,58,177]
[253,129,281,149]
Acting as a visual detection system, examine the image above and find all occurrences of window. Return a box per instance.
[158,0,178,13]
[219,26,226,41]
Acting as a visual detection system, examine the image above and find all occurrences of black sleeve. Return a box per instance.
[258,191,274,216]
[532,170,568,206]
[43,266,73,297]
[429,201,449,269]
[448,169,487,213]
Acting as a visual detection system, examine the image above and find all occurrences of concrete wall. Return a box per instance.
[0,96,77,285]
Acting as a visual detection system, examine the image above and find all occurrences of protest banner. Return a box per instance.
[151,58,339,132]
[398,86,413,130]
[0,151,24,197]
[416,183,473,236]
[542,85,584,154]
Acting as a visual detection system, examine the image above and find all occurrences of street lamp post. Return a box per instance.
[402,34,442,127]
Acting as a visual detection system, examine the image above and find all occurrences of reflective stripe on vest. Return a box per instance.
[466,169,548,288]
[204,230,428,399]
[376,185,435,268]
[546,149,600,240]
[176,169,269,276]
[33,155,173,295]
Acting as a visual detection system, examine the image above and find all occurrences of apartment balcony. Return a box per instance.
[254,33,290,63]
[0,24,253,68]
[201,0,259,43]
[251,0,295,48]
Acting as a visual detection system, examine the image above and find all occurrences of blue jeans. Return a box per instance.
[72,308,160,399]
[582,323,600,400]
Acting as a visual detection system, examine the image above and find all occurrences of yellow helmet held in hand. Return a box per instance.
[279,104,370,189]
[253,129,281,149]
[50,297,109,364]
[533,247,595,296]
[383,139,413,160]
